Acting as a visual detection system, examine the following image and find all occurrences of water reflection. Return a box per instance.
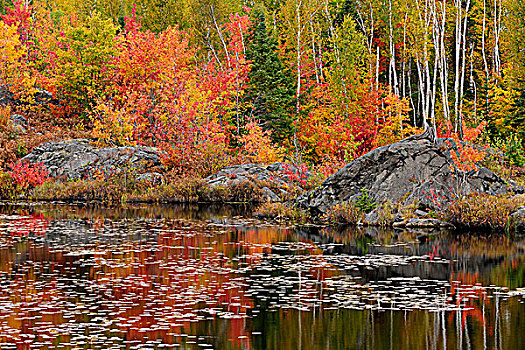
[0,203,524,349]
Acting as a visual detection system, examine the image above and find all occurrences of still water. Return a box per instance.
[0,202,524,349]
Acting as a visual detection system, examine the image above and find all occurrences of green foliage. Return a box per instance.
[0,171,16,198]
[16,140,27,157]
[510,88,525,138]
[505,0,525,85]
[244,10,295,143]
[499,133,525,167]
[355,188,377,213]
[54,11,118,114]
[327,15,370,109]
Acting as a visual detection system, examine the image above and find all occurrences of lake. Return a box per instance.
[0,202,524,349]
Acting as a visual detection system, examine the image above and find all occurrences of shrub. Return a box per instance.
[323,201,361,225]
[375,201,395,227]
[0,106,11,127]
[33,178,127,203]
[277,163,314,190]
[355,188,377,213]
[134,177,206,203]
[445,192,525,230]
[495,133,525,167]
[238,120,284,164]
[443,121,487,172]
[52,11,119,114]
[0,171,16,198]
[8,160,50,191]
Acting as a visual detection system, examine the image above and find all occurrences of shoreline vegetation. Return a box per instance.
[1,151,524,233]
[1,0,525,233]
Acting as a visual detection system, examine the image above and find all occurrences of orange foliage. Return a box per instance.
[238,119,284,164]
[443,121,487,172]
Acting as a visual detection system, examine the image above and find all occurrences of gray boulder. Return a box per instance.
[510,207,525,232]
[405,218,454,228]
[22,139,161,180]
[0,85,57,107]
[9,114,27,132]
[0,85,15,106]
[297,138,520,216]
[205,163,308,202]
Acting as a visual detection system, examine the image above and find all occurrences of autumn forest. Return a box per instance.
[2,1,525,348]
[0,0,523,180]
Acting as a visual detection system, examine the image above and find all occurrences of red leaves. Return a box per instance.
[123,4,142,33]
[441,121,487,172]
[0,0,31,30]
[8,160,50,191]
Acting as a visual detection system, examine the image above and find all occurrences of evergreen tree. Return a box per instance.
[244,10,295,143]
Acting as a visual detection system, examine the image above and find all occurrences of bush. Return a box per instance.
[355,188,377,213]
[0,171,16,198]
[375,201,395,227]
[323,201,361,225]
[495,133,525,167]
[134,177,206,203]
[8,160,50,191]
[445,192,525,230]
[33,179,127,203]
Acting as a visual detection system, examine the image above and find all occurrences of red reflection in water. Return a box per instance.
[8,212,50,237]
[448,271,487,332]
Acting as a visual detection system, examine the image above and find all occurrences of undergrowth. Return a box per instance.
[444,192,525,231]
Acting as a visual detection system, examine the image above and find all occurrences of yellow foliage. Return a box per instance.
[0,22,27,86]
[238,120,284,164]
[0,105,11,127]
[487,68,522,136]
[52,11,119,111]
[374,93,420,147]
[92,102,139,147]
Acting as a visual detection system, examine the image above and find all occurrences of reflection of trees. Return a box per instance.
[0,202,254,222]
[296,225,525,289]
[1,204,525,348]
[247,297,525,350]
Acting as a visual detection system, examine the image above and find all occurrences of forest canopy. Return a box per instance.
[0,0,524,176]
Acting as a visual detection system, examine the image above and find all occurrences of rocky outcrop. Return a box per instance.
[510,207,525,232]
[22,139,161,180]
[9,114,28,132]
[205,163,309,202]
[0,85,15,106]
[297,138,522,216]
[1,85,57,107]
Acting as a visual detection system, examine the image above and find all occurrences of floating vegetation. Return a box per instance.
[0,203,524,349]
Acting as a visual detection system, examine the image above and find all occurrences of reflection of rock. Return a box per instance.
[22,139,161,180]
[205,162,309,202]
[295,224,525,285]
[297,139,522,216]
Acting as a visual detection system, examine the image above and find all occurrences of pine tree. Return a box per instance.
[244,10,295,143]
[511,85,525,137]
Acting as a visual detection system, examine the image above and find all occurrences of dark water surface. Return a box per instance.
[0,202,524,349]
